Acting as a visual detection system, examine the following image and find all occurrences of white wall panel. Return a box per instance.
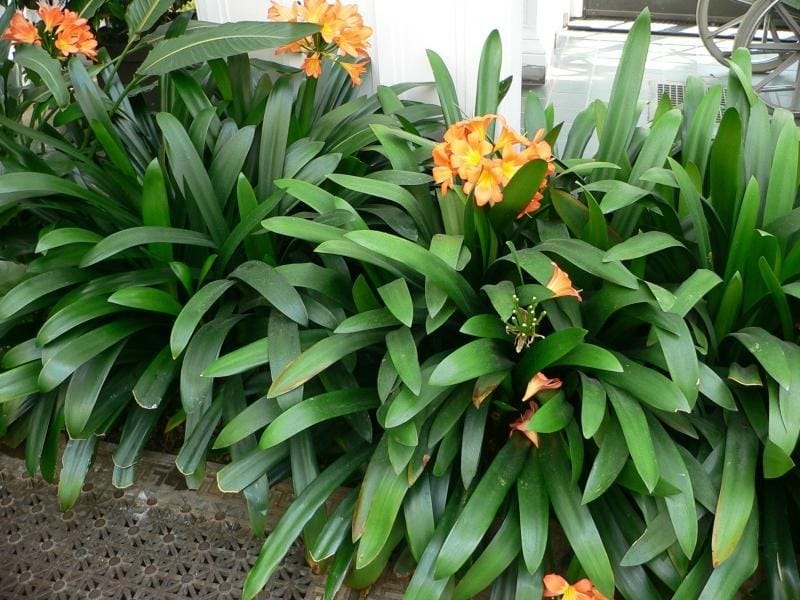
[196,0,524,128]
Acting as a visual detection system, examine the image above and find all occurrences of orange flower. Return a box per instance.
[268,0,299,21]
[432,115,554,212]
[432,142,455,196]
[269,0,372,83]
[339,59,368,86]
[296,0,331,23]
[546,262,582,302]
[510,402,539,446]
[522,372,562,402]
[465,158,504,206]
[2,12,41,45]
[38,1,64,32]
[302,53,322,78]
[543,574,601,600]
[51,8,97,60]
[519,192,544,217]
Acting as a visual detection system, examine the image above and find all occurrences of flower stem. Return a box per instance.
[298,74,318,136]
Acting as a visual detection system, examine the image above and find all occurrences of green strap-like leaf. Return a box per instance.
[268,331,384,398]
[140,21,320,76]
[475,30,502,116]
[36,228,102,253]
[453,505,520,600]
[0,362,41,404]
[517,451,549,573]
[170,280,235,359]
[80,227,215,267]
[65,343,125,438]
[427,49,460,126]
[108,287,182,315]
[605,385,659,492]
[712,414,758,567]
[344,230,480,314]
[125,0,175,38]
[730,327,792,389]
[230,261,308,326]
[39,320,147,392]
[0,268,91,320]
[594,8,650,178]
[179,317,240,414]
[259,389,378,449]
[434,437,528,579]
[202,337,269,378]
[157,113,230,246]
[429,339,512,387]
[214,396,282,450]
[242,446,370,600]
[540,436,615,596]
[132,346,178,410]
[14,44,70,108]
[603,232,684,262]
[58,436,97,510]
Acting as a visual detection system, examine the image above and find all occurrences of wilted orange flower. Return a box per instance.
[54,8,97,60]
[432,115,554,215]
[510,402,539,446]
[38,1,64,32]
[522,372,562,402]
[546,261,582,302]
[2,12,41,45]
[268,0,372,85]
[543,574,609,600]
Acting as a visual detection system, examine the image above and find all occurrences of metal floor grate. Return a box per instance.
[651,81,728,122]
[0,449,312,599]
[0,445,414,599]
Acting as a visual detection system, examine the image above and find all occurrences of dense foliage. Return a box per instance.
[1,4,799,599]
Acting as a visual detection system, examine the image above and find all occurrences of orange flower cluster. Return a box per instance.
[509,372,562,446]
[268,0,371,86]
[432,114,554,216]
[1,2,97,61]
[544,574,609,600]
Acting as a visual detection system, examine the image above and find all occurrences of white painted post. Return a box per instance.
[195,0,523,128]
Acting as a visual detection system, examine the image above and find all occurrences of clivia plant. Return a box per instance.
[1,3,798,599]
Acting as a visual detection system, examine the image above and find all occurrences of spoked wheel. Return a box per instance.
[698,0,786,72]
[734,0,800,113]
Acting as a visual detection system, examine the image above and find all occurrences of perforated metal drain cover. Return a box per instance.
[0,445,414,599]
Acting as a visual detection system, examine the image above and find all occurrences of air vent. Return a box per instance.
[650,81,728,122]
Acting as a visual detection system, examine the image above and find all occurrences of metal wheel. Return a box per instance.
[734,0,800,113]
[698,0,787,72]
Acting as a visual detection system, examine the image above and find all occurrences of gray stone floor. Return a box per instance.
[527,25,731,154]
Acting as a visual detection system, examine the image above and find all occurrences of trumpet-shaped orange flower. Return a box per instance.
[522,372,562,402]
[432,115,554,214]
[3,4,97,61]
[302,53,322,78]
[546,261,582,302]
[2,12,41,45]
[55,8,97,60]
[38,1,63,32]
[510,402,539,446]
[268,0,372,84]
[464,158,504,206]
[339,59,368,86]
[267,0,298,22]
[543,574,609,600]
